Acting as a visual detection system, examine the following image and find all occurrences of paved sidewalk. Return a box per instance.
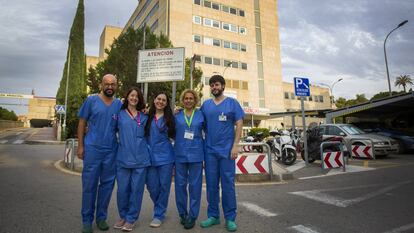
[26,127,63,145]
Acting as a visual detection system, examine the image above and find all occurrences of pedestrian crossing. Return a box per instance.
[0,139,25,144]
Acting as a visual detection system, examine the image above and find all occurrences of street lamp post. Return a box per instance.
[319,78,343,108]
[190,54,196,90]
[384,20,408,97]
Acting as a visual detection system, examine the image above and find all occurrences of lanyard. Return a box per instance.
[183,109,195,129]
[126,108,141,126]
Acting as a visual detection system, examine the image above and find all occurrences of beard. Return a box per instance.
[212,88,224,97]
[103,88,115,97]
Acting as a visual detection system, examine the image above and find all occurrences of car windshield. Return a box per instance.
[340,125,365,135]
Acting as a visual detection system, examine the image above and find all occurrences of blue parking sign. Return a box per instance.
[294,77,310,97]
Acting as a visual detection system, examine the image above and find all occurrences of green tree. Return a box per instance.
[56,0,86,138]
[335,97,347,108]
[394,74,413,92]
[87,26,203,104]
[0,107,18,121]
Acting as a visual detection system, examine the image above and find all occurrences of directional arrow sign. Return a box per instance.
[323,151,343,168]
[236,153,269,174]
[352,145,373,159]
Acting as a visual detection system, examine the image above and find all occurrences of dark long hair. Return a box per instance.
[145,92,175,139]
[121,87,145,111]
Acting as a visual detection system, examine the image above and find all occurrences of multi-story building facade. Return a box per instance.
[87,0,331,130]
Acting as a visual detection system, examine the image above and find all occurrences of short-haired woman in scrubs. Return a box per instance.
[145,92,176,228]
[114,87,150,231]
[174,89,205,229]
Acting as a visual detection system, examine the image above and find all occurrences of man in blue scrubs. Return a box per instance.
[77,74,122,233]
[200,75,244,232]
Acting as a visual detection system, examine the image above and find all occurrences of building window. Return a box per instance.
[284,92,289,99]
[204,0,211,8]
[314,95,319,102]
[319,95,324,102]
[213,58,221,66]
[232,80,240,89]
[193,35,201,43]
[212,2,220,10]
[231,61,238,68]
[240,44,247,52]
[230,24,238,33]
[194,55,201,62]
[193,15,201,24]
[239,10,245,17]
[213,38,221,47]
[204,56,212,64]
[193,0,201,5]
[222,23,230,31]
[212,20,220,28]
[203,37,213,45]
[223,41,231,48]
[231,42,239,51]
[230,7,237,15]
[290,93,295,100]
[242,81,248,90]
[241,62,247,70]
[224,60,231,67]
[239,27,247,35]
[204,76,210,85]
[243,101,249,107]
[204,18,219,28]
[221,5,229,13]
[309,95,313,101]
[204,18,211,26]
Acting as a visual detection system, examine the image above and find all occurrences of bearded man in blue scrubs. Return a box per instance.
[200,75,244,232]
[77,74,122,233]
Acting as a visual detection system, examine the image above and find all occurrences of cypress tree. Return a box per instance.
[56,0,86,138]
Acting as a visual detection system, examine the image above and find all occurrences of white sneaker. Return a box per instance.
[149,218,162,228]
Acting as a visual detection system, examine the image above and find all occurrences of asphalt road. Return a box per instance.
[1,142,414,233]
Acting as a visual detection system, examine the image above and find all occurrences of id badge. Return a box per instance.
[219,113,227,121]
[184,130,194,140]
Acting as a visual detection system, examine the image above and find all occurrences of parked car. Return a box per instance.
[353,122,414,154]
[319,124,399,157]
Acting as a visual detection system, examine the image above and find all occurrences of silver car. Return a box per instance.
[319,124,399,157]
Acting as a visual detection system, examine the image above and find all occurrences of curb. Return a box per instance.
[54,160,81,176]
[53,159,291,185]
[26,140,65,145]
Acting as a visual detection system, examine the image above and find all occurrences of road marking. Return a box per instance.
[289,225,320,233]
[299,165,375,180]
[239,201,278,217]
[286,160,306,172]
[12,140,24,144]
[0,140,8,144]
[383,222,414,233]
[289,181,411,208]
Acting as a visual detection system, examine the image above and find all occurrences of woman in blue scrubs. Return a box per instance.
[174,89,205,229]
[145,92,175,228]
[114,87,150,232]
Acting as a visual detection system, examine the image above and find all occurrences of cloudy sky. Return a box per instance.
[1,0,413,114]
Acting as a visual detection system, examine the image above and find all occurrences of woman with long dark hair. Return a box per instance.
[145,91,175,228]
[114,87,150,232]
[174,89,205,229]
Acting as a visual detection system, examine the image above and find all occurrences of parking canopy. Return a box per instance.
[325,92,414,124]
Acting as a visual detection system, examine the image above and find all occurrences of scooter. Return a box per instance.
[266,130,297,165]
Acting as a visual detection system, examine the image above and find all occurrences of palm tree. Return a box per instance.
[394,75,413,92]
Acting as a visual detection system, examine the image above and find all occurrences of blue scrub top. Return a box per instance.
[174,109,205,163]
[116,110,151,168]
[201,97,245,158]
[147,116,175,166]
[78,95,122,150]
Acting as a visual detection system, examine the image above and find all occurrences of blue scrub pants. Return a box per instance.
[175,162,203,219]
[81,147,116,225]
[146,163,174,220]
[205,153,237,221]
[116,167,147,224]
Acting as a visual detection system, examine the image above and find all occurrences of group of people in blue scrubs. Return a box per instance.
[77,74,244,233]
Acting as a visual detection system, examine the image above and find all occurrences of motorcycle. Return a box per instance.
[245,131,265,153]
[266,129,297,165]
[299,125,348,163]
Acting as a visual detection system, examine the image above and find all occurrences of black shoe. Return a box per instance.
[96,220,109,231]
[180,214,187,225]
[184,217,196,229]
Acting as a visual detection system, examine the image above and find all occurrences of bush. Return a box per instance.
[248,128,270,138]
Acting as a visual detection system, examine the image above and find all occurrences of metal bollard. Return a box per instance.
[237,142,273,181]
